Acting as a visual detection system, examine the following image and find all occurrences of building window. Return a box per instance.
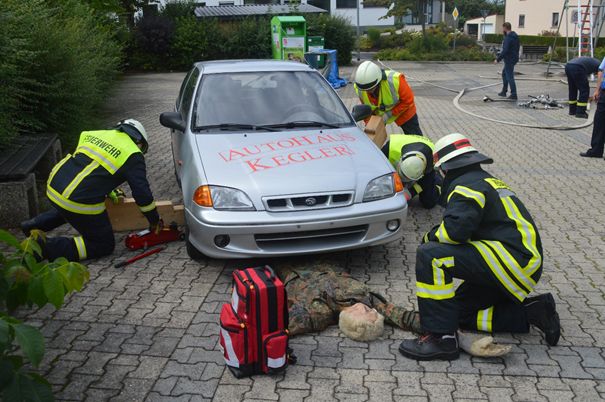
[219,1,234,5]
[336,0,356,8]
[362,0,386,8]
[518,14,525,28]
[552,12,559,27]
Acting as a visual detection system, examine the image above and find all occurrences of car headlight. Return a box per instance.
[193,185,255,210]
[363,173,403,202]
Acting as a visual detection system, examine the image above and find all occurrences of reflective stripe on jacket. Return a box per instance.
[355,70,416,125]
[47,130,155,218]
[424,168,543,301]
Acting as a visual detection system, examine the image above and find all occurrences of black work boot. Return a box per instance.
[524,293,560,346]
[569,106,577,116]
[508,94,518,100]
[498,91,507,97]
[20,218,39,237]
[399,333,459,361]
[576,110,589,119]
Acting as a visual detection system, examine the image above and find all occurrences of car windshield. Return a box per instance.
[193,71,354,131]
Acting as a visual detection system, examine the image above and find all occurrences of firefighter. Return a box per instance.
[399,133,560,361]
[565,56,600,118]
[354,61,422,135]
[21,119,160,261]
[382,134,441,208]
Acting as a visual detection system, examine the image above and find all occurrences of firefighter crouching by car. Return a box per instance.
[381,134,441,209]
[20,119,161,261]
[398,133,561,361]
[354,61,422,135]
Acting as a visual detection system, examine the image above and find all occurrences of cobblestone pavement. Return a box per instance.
[18,62,605,401]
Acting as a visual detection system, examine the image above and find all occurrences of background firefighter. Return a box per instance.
[354,61,422,135]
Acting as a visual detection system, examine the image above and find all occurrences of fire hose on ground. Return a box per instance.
[375,59,594,131]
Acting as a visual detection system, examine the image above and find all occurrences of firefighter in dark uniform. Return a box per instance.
[565,56,600,118]
[381,134,441,209]
[21,119,160,261]
[399,133,561,361]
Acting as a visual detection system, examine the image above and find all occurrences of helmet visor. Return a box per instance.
[356,79,379,91]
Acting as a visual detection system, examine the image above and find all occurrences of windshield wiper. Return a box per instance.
[263,121,343,129]
[194,123,278,132]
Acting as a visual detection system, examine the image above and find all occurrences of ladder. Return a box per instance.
[578,0,596,57]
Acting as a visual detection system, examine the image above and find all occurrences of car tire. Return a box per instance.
[185,227,206,261]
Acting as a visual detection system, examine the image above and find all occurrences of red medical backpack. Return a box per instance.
[219,266,293,378]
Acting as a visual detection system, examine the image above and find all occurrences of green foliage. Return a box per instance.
[542,47,570,62]
[0,229,90,401]
[0,0,122,150]
[484,33,585,46]
[367,28,382,48]
[444,0,505,27]
[376,47,494,61]
[307,14,355,65]
[595,48,605,61]
[130,11,356,70]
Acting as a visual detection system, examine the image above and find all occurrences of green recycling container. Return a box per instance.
[307,36,325,52]
[271,16,307,61]
[304,52,327,69]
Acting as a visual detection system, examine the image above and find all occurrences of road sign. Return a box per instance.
[452,7,459,20]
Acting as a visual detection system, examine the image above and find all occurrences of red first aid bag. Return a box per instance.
[219,265,294,378]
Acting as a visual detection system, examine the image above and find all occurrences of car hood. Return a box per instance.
[195,128,393,208]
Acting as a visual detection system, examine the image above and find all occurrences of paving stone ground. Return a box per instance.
[15,61,605,401]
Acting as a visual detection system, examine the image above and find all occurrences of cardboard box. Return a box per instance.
[105,197,185,231]
[364,116,388,148]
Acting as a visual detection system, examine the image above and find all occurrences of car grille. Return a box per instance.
[263,192,354,212]
[254,225,368,251]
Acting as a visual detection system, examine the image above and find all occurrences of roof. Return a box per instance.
[194,59,314,74]
[464,14,502,24]
[194,4,326,18]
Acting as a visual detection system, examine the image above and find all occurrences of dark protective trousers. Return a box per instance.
[565,63,590,116]
[32,204,115,261]
[415,242,530,334]
[414,171,442,209]
[588,89,605,156]
[501,62,518,97]
[400,113,423,135]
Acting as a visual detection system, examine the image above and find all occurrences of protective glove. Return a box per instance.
[108,188,125,204]
[458,331,511,357]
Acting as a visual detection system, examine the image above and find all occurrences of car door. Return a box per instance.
[172,67,200,184]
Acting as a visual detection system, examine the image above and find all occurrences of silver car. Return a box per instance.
[160,60,407,259]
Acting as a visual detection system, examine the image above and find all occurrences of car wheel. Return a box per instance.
[185,227,206,261]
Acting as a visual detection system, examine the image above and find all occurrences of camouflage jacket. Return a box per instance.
[279,268,421,336]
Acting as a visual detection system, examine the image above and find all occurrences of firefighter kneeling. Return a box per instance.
[21,119,160,262]
[399,133,560,361]
[382,134,441,209]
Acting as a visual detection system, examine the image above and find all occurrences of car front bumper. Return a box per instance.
[186,194,407,259]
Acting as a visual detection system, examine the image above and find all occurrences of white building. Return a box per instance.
[328,0,445,29]
[464,14,505,41]
[505,0,605,37]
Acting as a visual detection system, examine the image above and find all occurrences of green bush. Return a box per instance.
[0,229,90,400]
[595,48,605,61]
[307,14,355,65]
[171,17,222,70]
[0,0,121,150]
[376,47,494,62]
[220,17,272,60]
[407,32,449,53]
[484,33,592,46]
[367,28,382,48]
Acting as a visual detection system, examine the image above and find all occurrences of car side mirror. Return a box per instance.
[160,112,186,132]
[351,104,373,122]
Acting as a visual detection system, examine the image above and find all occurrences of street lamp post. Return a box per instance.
[356,0,361,61]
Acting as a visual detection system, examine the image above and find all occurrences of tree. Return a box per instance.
[444,0,504,28]
[379,0,430,36]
